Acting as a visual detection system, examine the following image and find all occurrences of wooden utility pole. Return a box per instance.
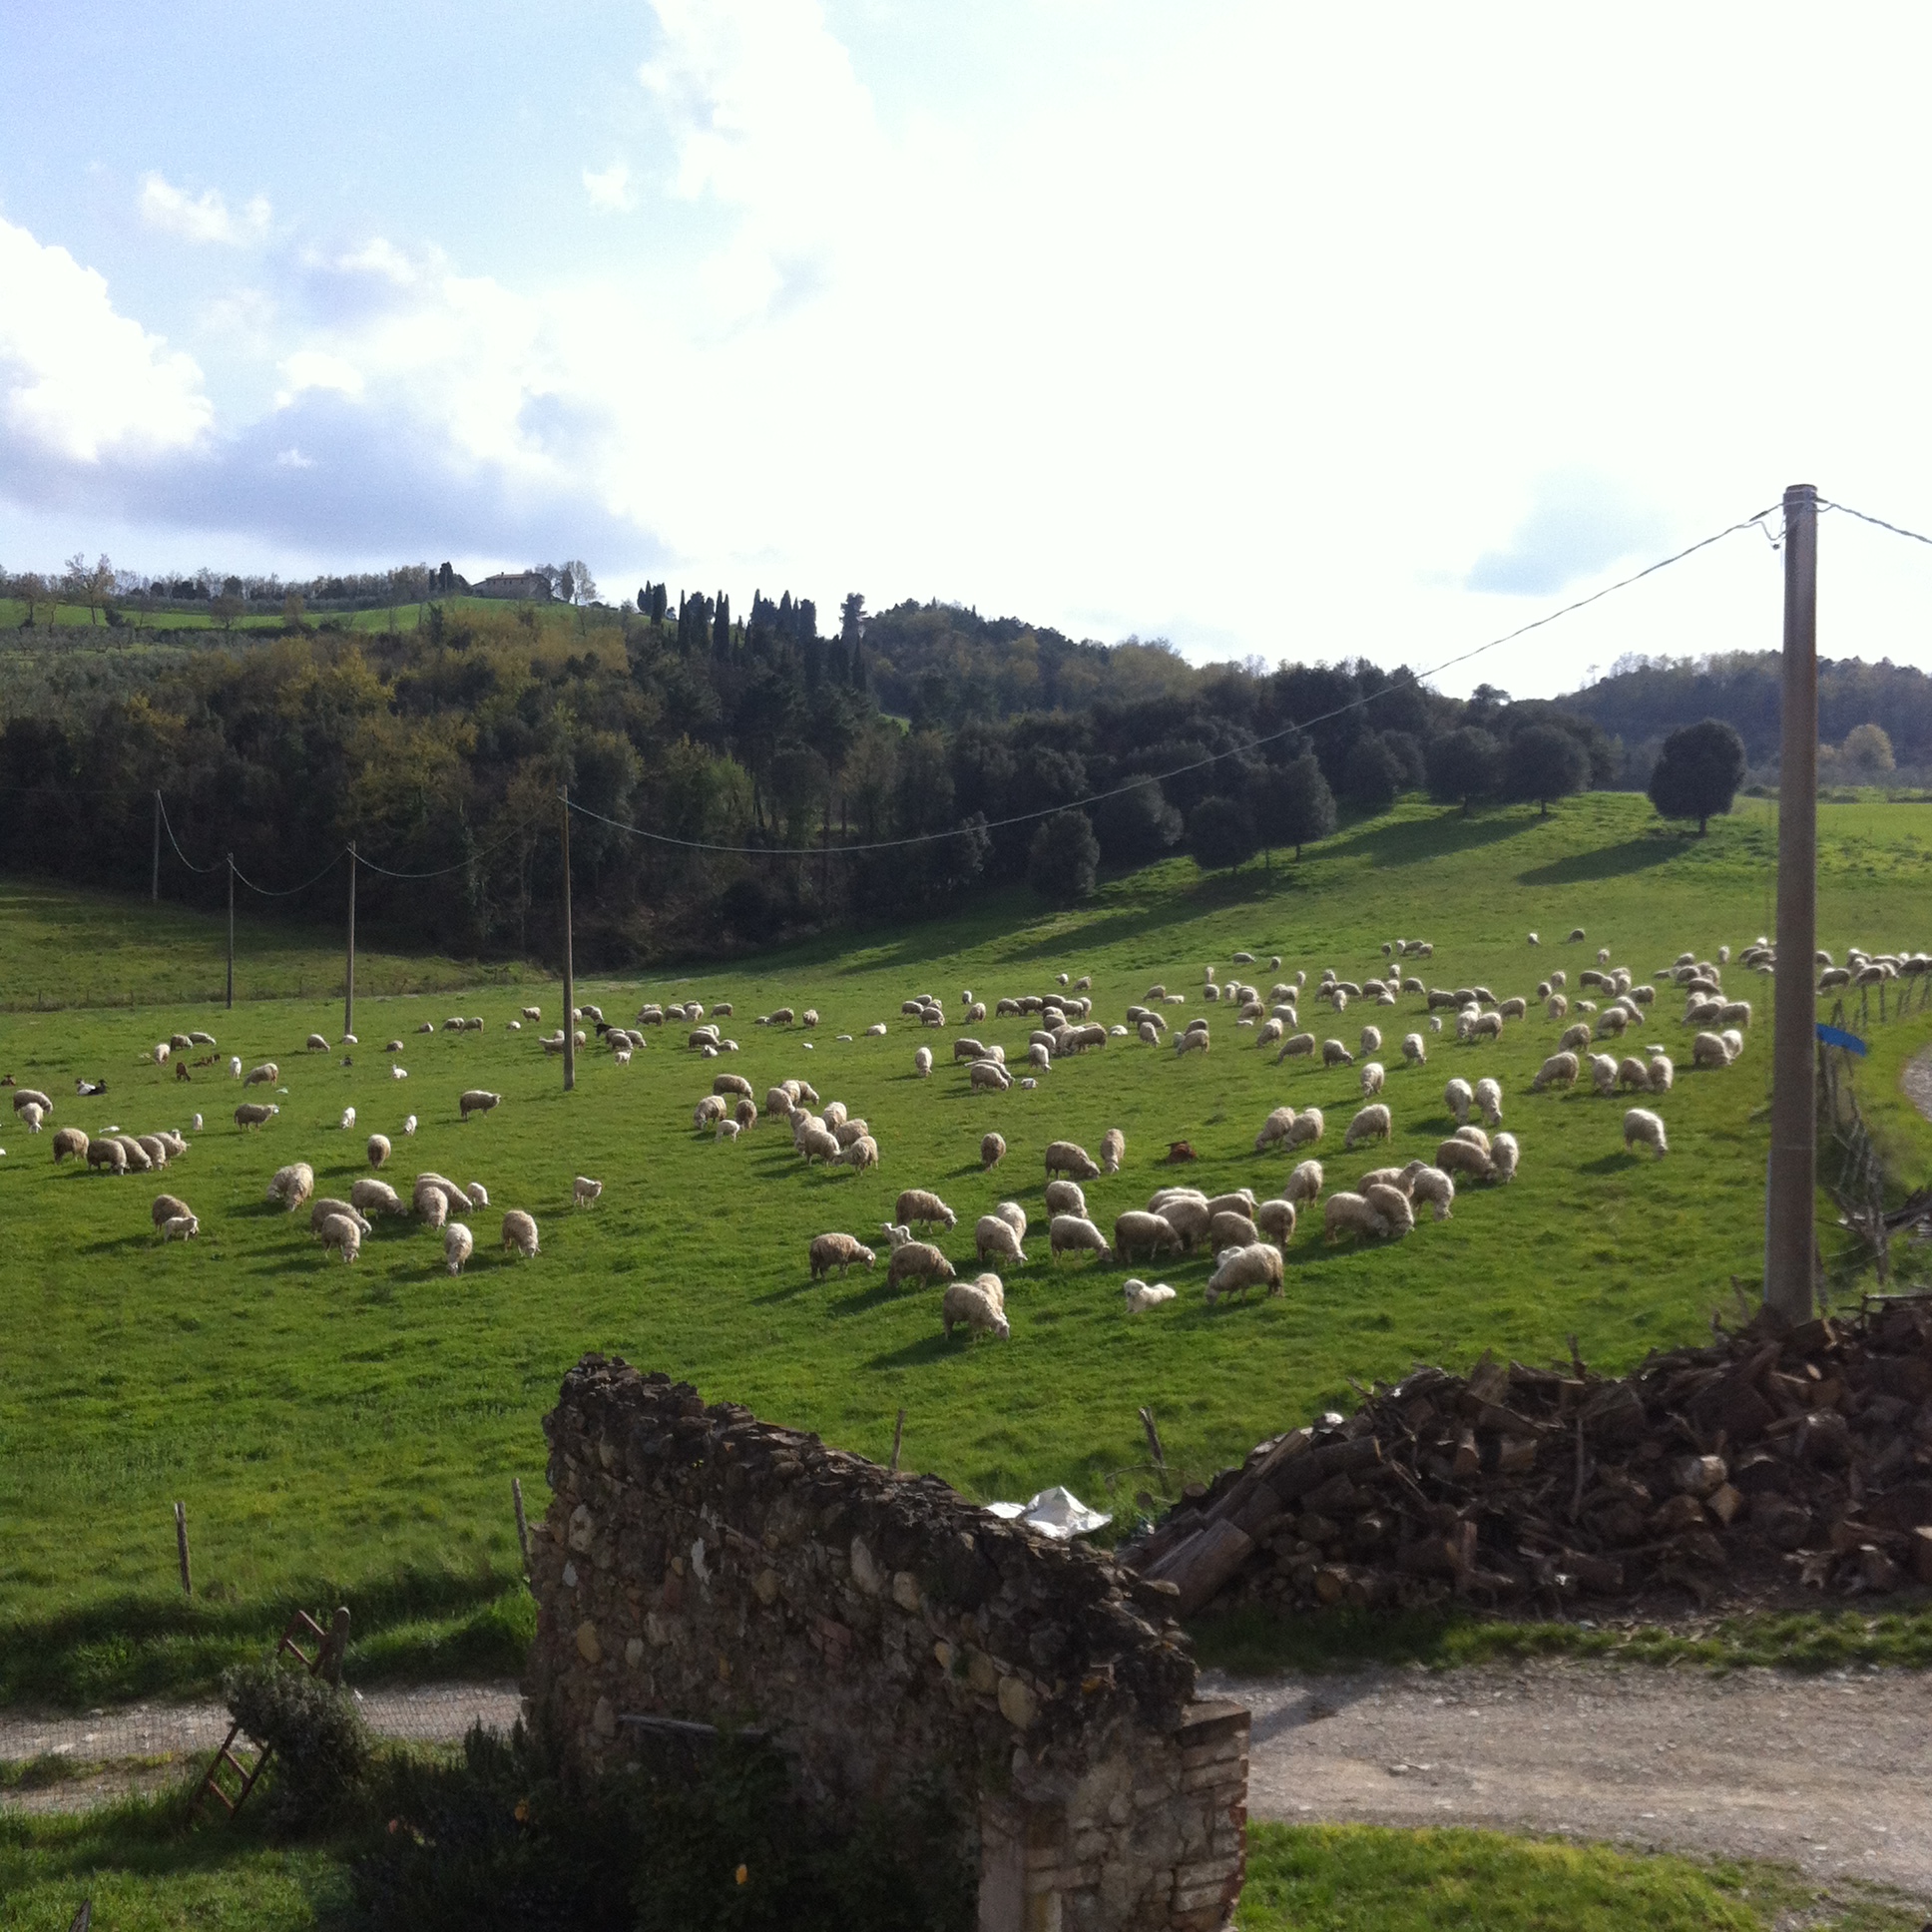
[151,791,161,903]
[343,842,357,1042]
[1766,482,1819,1323]
[226,854,236,1011]
[560,790,576,1093]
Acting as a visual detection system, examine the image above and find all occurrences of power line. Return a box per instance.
[1819,498,1932,550]
[230,848,344,898]
[157,793,223,875]
[567,504,1782,858]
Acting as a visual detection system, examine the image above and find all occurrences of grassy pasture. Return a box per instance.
[3,792,1931,1705]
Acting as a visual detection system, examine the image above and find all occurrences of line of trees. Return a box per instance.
[0,590,1637,963]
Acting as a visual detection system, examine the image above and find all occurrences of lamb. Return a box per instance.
[1409,1167,1455,1220]
[1321,1038,1354,1068]
[573,1176,604,1208]
[501,1209,540,1258]
[1720,1028,1745,1061]
[1359,1061,1385,1098]
[981,1132,1007,1171]
[976,1214,1028,1265]
[317,1212,362,1262]
[265,1162,313,1209]
[1100,1128,1126,1173]
[716,1120,741,1144]
[351,1178,404,1217]
[160,1212,199,1240]
[895,1189,957,1232]
[1205,1241,1284,1301]
[1443,1078,1473,1125]
[459,1090,501,1122]
[309,1197,372,1238]
[1287,1107,1324,1149]
[1364,1182,1415,1237]
[151,1192,194,1231]
[1208,1208,1260,1251]
[1123,1279,1178,1312]
[1049,1214,1111,1263]
[1473,1077,1503,1126]
[17,1100,45,1133]
[1433,1137,1495,1182]
[1402,1033,1426,1065]
[1532,1051,1579,1092]
[1113,1209,1182,1263]
[887,1240,955,1288]
[403,1115,417,1135]
[1044,1140,1102,1181]
[879,1222,914,1250]
[1275,1032,1317,1062]
[1043,1179,1087,1217]
[339,1107,357,1134]
[809,1231,877,1278]
[914,1047,933,1078]
[52,1126,89,1163]
[941,1277,1010,1341]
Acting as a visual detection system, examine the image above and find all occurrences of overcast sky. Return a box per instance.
[5,2,1932,696]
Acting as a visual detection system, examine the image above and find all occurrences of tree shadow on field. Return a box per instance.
[829,1277,917,1317]
[1316,807,1532,871]
[1578,1152,1640,1174]
[867,1332,961,1369]
[1517,836,1681,886]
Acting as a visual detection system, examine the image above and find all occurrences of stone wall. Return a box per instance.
[526,1356,1249,1931]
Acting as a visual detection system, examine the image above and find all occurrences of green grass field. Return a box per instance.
[4,792,1931,1705]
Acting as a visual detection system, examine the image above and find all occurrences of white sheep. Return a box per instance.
[1113,1209,1183,1263]
[1409,1166,1455,1220]
[1623,1109,1668,1158]
[1473,1077,1503,1126]
[1321,1038,1353,1068]
[810,1231,877,1278]
[799,1125,841,1165]
[1342,1104,1391,1150]
[351,1178,404,1217]
[1359,1061,1385,1098]
[266,1162,314,1209]
[975,1214,1027,1266]
[1284,1160,1324,1208]
[1254,1105,1296,1153]
[501,1209,540,1258]
[1590,1053,1620,1096]
[339,1107,356,1133]
[1205,1241,1284,1301]
[1123,1278,1177,1312]
[1049,1214,1111,1262]
[1443,1078,1473,1125]
[573,1176,604,1208]
[1100,1127,1126,1173]
[1490,1133,1520,1183]
[1276,1031,1317,1063]
[1321,1191,1385,1242]
[1364,1182,1415,1237]
[1433,1137,1494,1182]
[317,1212,362,1262]
[914,1046,933,1078]
[17,1101,45,1133]
[1402,1032,1426,1065]
[403,1114,417,1136]
[895,1188,957,1231]
[459,1090,501,1122]
[941,1277,1009,1341]
[887,1240,955,1288]
[1648,1054,1676,1092]
[1532,1051,1579,1092]
[1287,1108,1325,1150]
[1043,1179,1087,1217]
[161,1213,200,1241]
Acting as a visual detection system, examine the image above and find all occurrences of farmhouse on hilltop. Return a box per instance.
[474,570,555,601]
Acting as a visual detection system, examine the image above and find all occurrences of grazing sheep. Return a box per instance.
[1719,1028,1745,1062]
[309,1197,372,1238]
[501,1209,540,1258]
[1433,1137,1494,1182]
[1205,1241,1284,1301]
[714,1072,754,1100]
[1443,1078,1473,1124]
[573,1176,604,1208]
[151,1192,193,1231]
[969,1059,1012,1092]
[160,1213,199,1240]
[887,1239,955,1288]
[52,1126,89,1163]
[351,1178,404,1217]
[716,1119,740,1143]
[895,1189,957,1232]
[1532,1051,1580,1092]
[1473,1077,1503,1126]
[459,1090,501,1122]
[1100,1127,1126,1174]
[1208,1208,1260,1251]
[796,1125,840,1165]
[976,1214,1027,1265]
[86,1137,129,1174]
[265,1162,313,1209]
[1276,1031,1317,1063]
[16,1100,45,1133]
[1044,1140,1102,1182]
[693,1096,728,1131]
[1286,1107,1325,1150]
[1648,1054,1676,1092]
[1409,1167,1455,1220]
[1402,1033,1426,1066]
[1490,1132,1520,1182]
[1359,1024,1383,1057]
[942,1277,1010,1341]
[1254,1105,1297,1153]
[1322,1192,1385,1242]
[1342,1103,1391,1151]
[305,1033,328,1052]
[1174,1026,1210,1056]
[839,1134,880,1171]
[914,1047,934,1079]
[317,1212,362,1262]
[1113,1209,1182,1263]
[1590,1053,1620,1096]
[1283,1160,1324,1208]
[980,1132,1007,1171]
[809,1231,877,1278]
[1623,1108,1668,1158]
[242,1062,279,1088]
[1255,1198,1297,1242]
[436,1222,473,1275]
[1043,1179,1087,1217]
[1365,1182,1416,1237]
[1320,1038,1353,1068]
[403,1115,417,1135]
[1049,1214,1111,1263]
[1359,1061,1385,1098]
[990,1202,1027,1244]
[414,1183,450,1230]
[1123,1279,1178,1312]
[1558,1022,1592,1055]
[832,1117,869,1147]
[1615,1055,1651,1093]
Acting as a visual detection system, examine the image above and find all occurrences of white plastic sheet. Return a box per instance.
[984,1485,1111,1539]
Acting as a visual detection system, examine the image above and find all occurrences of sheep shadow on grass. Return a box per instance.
[865,1331,964,1370]
[827,1276,922,1318]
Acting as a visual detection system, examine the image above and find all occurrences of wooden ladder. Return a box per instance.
[192,1607,345,1820]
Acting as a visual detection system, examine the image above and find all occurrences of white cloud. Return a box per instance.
[0,215,212,461]
[138,173,271,245]
[582,163,636,213]
[274,447,314,469]
[277,350,365,403]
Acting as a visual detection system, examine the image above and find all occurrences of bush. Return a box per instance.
[1026,808,1100,903]
[1648,718,1746,834]
[222,1658,370,1834]
[1189,793,1258,871]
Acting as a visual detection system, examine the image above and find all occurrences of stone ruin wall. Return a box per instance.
[525,1356,1249,1932]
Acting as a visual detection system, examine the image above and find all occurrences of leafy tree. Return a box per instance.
[1248,754,1335,859]
[1426,726,1502,815]
[839,593,865,645]
[1648,718,1746,833]
[1343,732,1404,811]
[1190,793,1258,871]
[1503,724,1588,814]
[1841,723,1895,776]
[1027,808,1100,902]
[1092,776,1182,864]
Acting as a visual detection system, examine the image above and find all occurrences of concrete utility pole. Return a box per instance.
[560,790,576,1093]
[1765,482,1818,1323]
[226,853,236,1011]
[152,791,161,903]
[343,842,357,1043]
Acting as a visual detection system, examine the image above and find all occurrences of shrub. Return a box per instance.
[1648,718,1746,834]
[1189,793,1258,872]
[222,1657,370,1833]
[1026,808,1100,903]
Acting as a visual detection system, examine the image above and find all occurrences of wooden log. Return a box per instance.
[1158,1518,1255,1617]
[1913,1526,1932,1587]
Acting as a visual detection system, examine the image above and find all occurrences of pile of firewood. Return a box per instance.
[1123,1298,1932,1621]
